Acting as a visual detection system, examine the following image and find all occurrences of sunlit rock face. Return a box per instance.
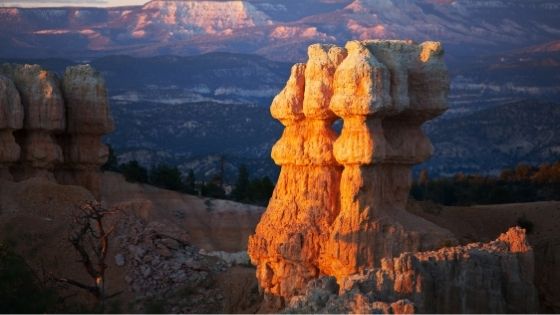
[0,63,113,197]
[321,40,455,280]
[286,227,539,314]
[247,45,345,306]
[248,39,457,307]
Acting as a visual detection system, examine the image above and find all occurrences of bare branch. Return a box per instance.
[55,200,121,308]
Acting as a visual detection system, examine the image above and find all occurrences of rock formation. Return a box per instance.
[248,40,539,313]
[0,64,65,180]
[248,40,455,306]
[320,41,454,280]
[0,63,113,197]
[286,227,539,314]
[247,45,344,304]
[56,65,114,197]
[0,75,23,180]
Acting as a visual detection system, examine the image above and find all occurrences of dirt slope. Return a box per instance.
[100,172,264,252]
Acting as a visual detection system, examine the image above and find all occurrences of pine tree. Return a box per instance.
[232,165,250,201]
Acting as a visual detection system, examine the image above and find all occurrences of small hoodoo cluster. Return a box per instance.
[0,64,113,197]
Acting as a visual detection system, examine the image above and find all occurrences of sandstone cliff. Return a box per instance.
[248,40,456,306]
[0,63,113,196]
[286,227,538,314]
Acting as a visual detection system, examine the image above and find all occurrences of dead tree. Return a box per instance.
[55,201,120,309]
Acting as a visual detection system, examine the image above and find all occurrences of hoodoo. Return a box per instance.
[247,45,346,304]
[56,65,115,197]
[0,64,113,197]
[247,40,538,312]
[0,74,23,180]
[321,40,454,280]
[0,64,65,180]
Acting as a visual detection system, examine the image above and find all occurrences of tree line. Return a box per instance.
[105,146,560,207]
[103,147,273,206]
[411,161,560,206]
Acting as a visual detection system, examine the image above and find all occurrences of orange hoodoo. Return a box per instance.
[247,40,457,306]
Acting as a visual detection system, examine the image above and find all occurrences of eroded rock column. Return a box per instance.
[249,40,459,300]
[0,75,23,179]
[57,65,114,198]
[320,40,455,281]
[247,44,345,305]
[0,64,65,180]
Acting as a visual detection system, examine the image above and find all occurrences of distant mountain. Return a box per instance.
[107,100,283,181]
[104,97,560,181]
[1,0,559,61]
[1,52,558,181]
[423,100,560,176]
[0,52,292,104]
[3,40,559,115]
[447,45,560,116]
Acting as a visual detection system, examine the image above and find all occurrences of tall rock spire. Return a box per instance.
[248,39,456,306]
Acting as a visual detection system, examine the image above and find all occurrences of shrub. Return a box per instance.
[149,164,184,191]
[0,243,59,313]
[516,214,534,234]
[120,160,149,183]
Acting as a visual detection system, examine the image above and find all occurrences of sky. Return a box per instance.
[0,0,148,7]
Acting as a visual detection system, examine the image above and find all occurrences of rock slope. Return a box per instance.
[0,63,113,196]
[0,174,263,313]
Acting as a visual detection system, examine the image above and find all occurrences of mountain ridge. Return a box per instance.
[1,0,559,61]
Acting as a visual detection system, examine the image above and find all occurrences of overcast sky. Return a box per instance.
[0,0,148,7]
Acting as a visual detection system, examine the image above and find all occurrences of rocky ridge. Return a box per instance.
[1,0,559,61]
[0,63,113,196]
[286,227,538,314]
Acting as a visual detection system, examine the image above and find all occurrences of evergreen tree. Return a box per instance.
[119,160,148,183]
[232,165,250,201]
[184,169,196,194]
[418,169,430,201]
[101,145,119,172]
[249,176,274,205]
[149,164,184,191]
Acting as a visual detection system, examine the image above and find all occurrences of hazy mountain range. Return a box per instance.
[1,0,560,61]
